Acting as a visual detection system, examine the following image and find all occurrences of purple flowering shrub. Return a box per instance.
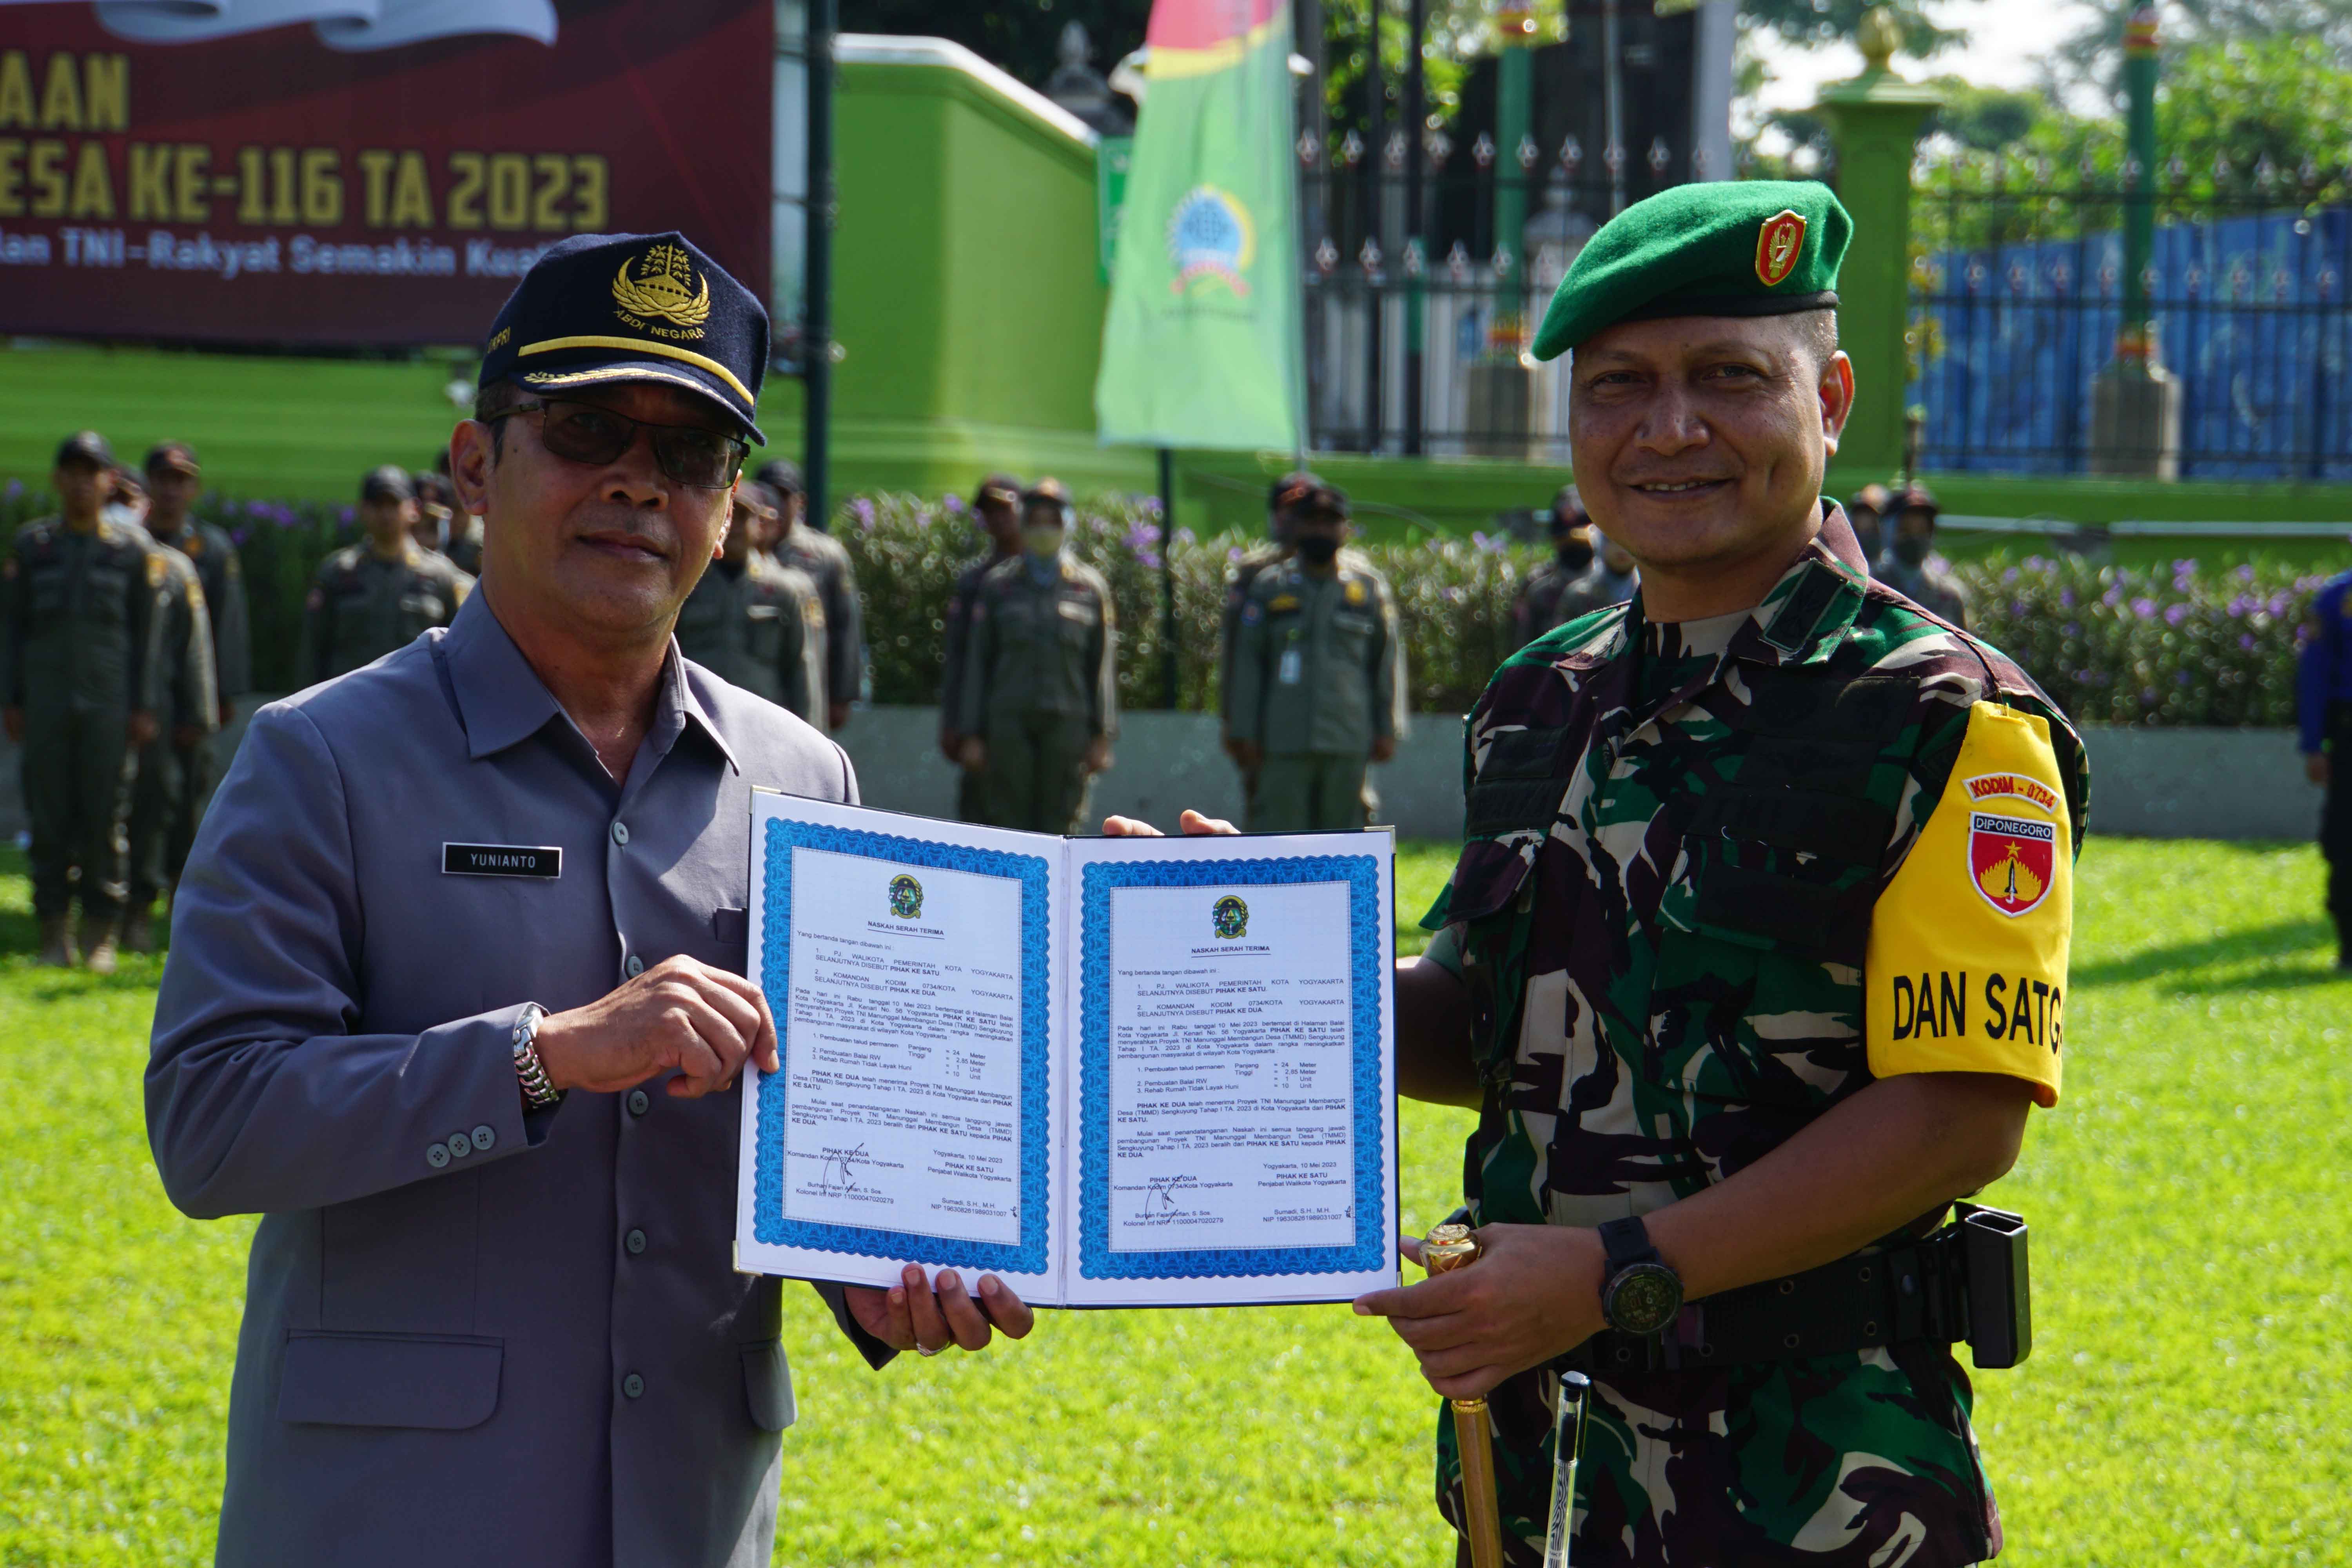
[1963,556,2325,727]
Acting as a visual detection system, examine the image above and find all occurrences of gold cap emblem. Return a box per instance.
[1755,210,1807,288]
[612,242,711,334]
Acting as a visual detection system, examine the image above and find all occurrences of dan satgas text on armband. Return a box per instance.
[1886,969,2063,1053]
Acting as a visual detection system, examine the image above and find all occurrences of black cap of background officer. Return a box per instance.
[756,460,804,499]
[55,430,113,471]
[973,472,1023,514]
[1548,485,1595,571]
[360,465,415,504]
[1846,481,1894,565]
[145,441,200,478]
[475,230,768,443]
[1267,469,1322,544]
[1289,482,1350,567]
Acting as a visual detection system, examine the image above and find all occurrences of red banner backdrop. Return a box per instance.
[0,0,771,345]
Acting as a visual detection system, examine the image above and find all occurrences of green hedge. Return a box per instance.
[0,479,2328,724]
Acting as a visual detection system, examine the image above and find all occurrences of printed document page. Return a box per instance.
[1062,831,1398,1306]
[734,795,1065,1299]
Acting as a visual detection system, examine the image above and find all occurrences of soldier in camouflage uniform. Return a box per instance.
[758,460,864,730]
[956,479,1117,833]
[1510,486,1617,647]
[674,480,827,727]
[299,466,473,686]
[2,432,163,972]
[1879,483,1973,630]
[124,442,245,950]
[1331,184,2089,1566]
[1227,483,1406,831]
[939,473,1024,822]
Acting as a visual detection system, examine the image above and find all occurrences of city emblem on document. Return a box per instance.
[1212,895,1248,940]
[889,874,924,920]
[1167,185,1255,297]
[1964,772,2060,918]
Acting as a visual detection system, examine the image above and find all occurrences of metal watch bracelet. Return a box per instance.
[511,1003,563,1110]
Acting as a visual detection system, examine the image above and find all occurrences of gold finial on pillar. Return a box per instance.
[1858,6,1902,73]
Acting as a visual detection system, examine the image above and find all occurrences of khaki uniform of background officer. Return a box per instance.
[938,472,1024,823]
[673,479,828,726]
[298,465,474,686]
[1,431,162,973]
[1226,483,1406,832]
[757,459,863,732]
[123,441,249,951]
[956,479,1117,834]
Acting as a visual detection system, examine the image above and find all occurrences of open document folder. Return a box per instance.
[735,793,1399,1308]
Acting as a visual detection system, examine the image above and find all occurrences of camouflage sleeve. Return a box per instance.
[212,543,252,700]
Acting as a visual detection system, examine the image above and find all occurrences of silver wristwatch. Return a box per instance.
[511,1003,562,1110]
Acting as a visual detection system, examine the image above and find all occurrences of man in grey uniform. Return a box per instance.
[147,231,1031,1568]
[938,472,1023,822]
[1227,483,1406,831]
[757,459,862,730]
[674,479,828,727]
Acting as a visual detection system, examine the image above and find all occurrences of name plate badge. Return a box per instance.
[443,842,562,878]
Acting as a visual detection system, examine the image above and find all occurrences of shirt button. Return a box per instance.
[611,820,630,847]
[627,1089,651,1116]
[426,1142,450,1169]
[625,1228,648,1256]
[470,1125,495,1152]
[622,1372,645,1400]
[446,1132,473,1160]
[625,955,645,978]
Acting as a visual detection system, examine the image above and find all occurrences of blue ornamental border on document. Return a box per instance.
[1076,854,1385,1280]
[752,817,1052,1276]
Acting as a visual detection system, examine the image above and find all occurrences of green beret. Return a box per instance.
[1530,180,1851,362]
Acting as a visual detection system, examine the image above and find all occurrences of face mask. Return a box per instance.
[1555,541,1594,571]
[1295,535,1340,566]
[1852,521,1883,559]
[1893,534,1931,567]
[1023,524,1064,559]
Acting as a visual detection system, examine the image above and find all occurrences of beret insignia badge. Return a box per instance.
[1754,210,1807,287]
[612,242,711,338]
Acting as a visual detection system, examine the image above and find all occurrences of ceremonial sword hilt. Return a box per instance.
[1423,1223,1506,1568]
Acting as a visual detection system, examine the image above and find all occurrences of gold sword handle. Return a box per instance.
[1425,1225,1506,1568]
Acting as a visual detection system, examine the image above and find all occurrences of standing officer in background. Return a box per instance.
[127,441,246,949]
[123,484,219,954]
[1218,471,1313,808]
[757,460,862,730]
[1845,479,1893,570]
[1227,483,1406,831]
[1509,486,1612,646]
[1879,481,1972,628]
[2298,563,2352,966]
[147,231,1031,1568]
[299,465,474,686]
[429,454,488,576]
[938,473,1023,822]
[3,431,160,972]
[956,478,1117,833]
[673,479,827,727]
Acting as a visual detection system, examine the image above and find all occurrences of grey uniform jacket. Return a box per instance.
[147,594,890,1568]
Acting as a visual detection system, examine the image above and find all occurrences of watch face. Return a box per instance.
[1606,1263,1683,1336]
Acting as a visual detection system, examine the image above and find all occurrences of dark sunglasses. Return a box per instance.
[494,397,748,490]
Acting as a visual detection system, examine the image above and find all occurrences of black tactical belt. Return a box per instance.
[1567,1203,2030,1375]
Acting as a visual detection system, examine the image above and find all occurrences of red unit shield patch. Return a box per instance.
[1968,810,2056,917]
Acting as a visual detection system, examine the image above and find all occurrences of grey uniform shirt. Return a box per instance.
[147,593,889,1568]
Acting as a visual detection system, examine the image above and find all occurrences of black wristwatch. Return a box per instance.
[1597,1216,1684,1337]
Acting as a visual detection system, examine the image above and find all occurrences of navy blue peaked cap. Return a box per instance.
[477,232,768,444]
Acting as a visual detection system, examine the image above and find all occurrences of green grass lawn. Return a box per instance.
[0,839,2344,1565]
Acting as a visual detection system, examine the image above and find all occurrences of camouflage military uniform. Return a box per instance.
[776,524,863,716]
[958,553,1117,834]
[1880,554,1973,631]
[299,542,472,685]
[125,539,219,916]
[674,552,827,728]
[138,515,250,897]
[1510,557,1622,648]
[1418,508,2087,1566]
[940,548,1014,823]
[2,516,162,928]
[1228,558,1407,831]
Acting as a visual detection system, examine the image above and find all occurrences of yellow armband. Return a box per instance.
[1865,701,2073,1107]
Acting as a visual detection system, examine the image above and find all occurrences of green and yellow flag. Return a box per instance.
[1094,0,1302,452]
